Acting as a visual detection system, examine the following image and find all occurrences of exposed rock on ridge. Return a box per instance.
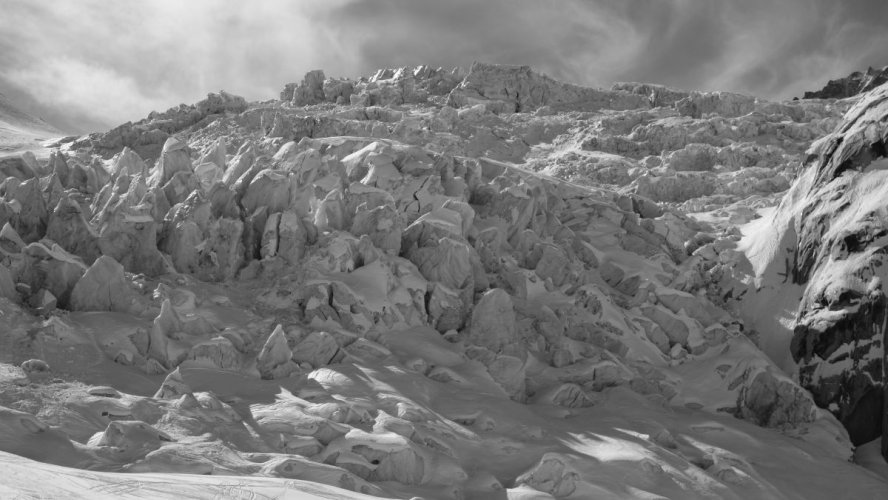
[803,66,888,100]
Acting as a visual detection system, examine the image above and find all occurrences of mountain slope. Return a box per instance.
[0,63,884,499]
[741,81,888,457]
[803,66,888,100]
[0,91,65,157]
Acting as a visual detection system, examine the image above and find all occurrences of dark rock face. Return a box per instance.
[803,66,888,100]
[791,289,886,445]
[785,81,888,456]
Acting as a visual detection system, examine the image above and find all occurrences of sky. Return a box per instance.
[1,0,887,133]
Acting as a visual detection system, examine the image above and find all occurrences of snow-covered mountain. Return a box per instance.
[0,63,885,499]
[0,91,65,157]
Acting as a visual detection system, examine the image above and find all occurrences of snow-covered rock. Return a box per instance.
[745,81,888,455]
[803,65,888,99]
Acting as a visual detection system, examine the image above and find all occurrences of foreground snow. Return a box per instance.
[1,317,886,499]
[0,450,379,500]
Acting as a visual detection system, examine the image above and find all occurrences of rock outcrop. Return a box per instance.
[803,66,888,100]
[747,81,888,457]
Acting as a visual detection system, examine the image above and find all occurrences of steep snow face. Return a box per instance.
[746,82,888,454]
[0,63,885,498]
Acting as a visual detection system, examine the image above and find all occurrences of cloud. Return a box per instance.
[0,0,340,132]
[1,0,886,133]
[320,0,888,98]
[7,58,171,130]
[314,0,644,86]
[697,0,888,98]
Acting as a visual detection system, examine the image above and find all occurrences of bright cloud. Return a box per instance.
[7,58,171,128]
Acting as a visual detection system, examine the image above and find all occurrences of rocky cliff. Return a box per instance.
[803,66,888,100]
[746,81,888,457]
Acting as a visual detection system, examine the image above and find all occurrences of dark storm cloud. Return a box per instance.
[1,0,886,132]
[317,0,636,84]
[727,0,888,97]
[322,0,888,97]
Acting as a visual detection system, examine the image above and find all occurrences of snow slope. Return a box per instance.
[0,91,65,157]
[738,82,888,452]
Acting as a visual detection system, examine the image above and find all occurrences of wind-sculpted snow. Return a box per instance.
[0,63,885,498]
